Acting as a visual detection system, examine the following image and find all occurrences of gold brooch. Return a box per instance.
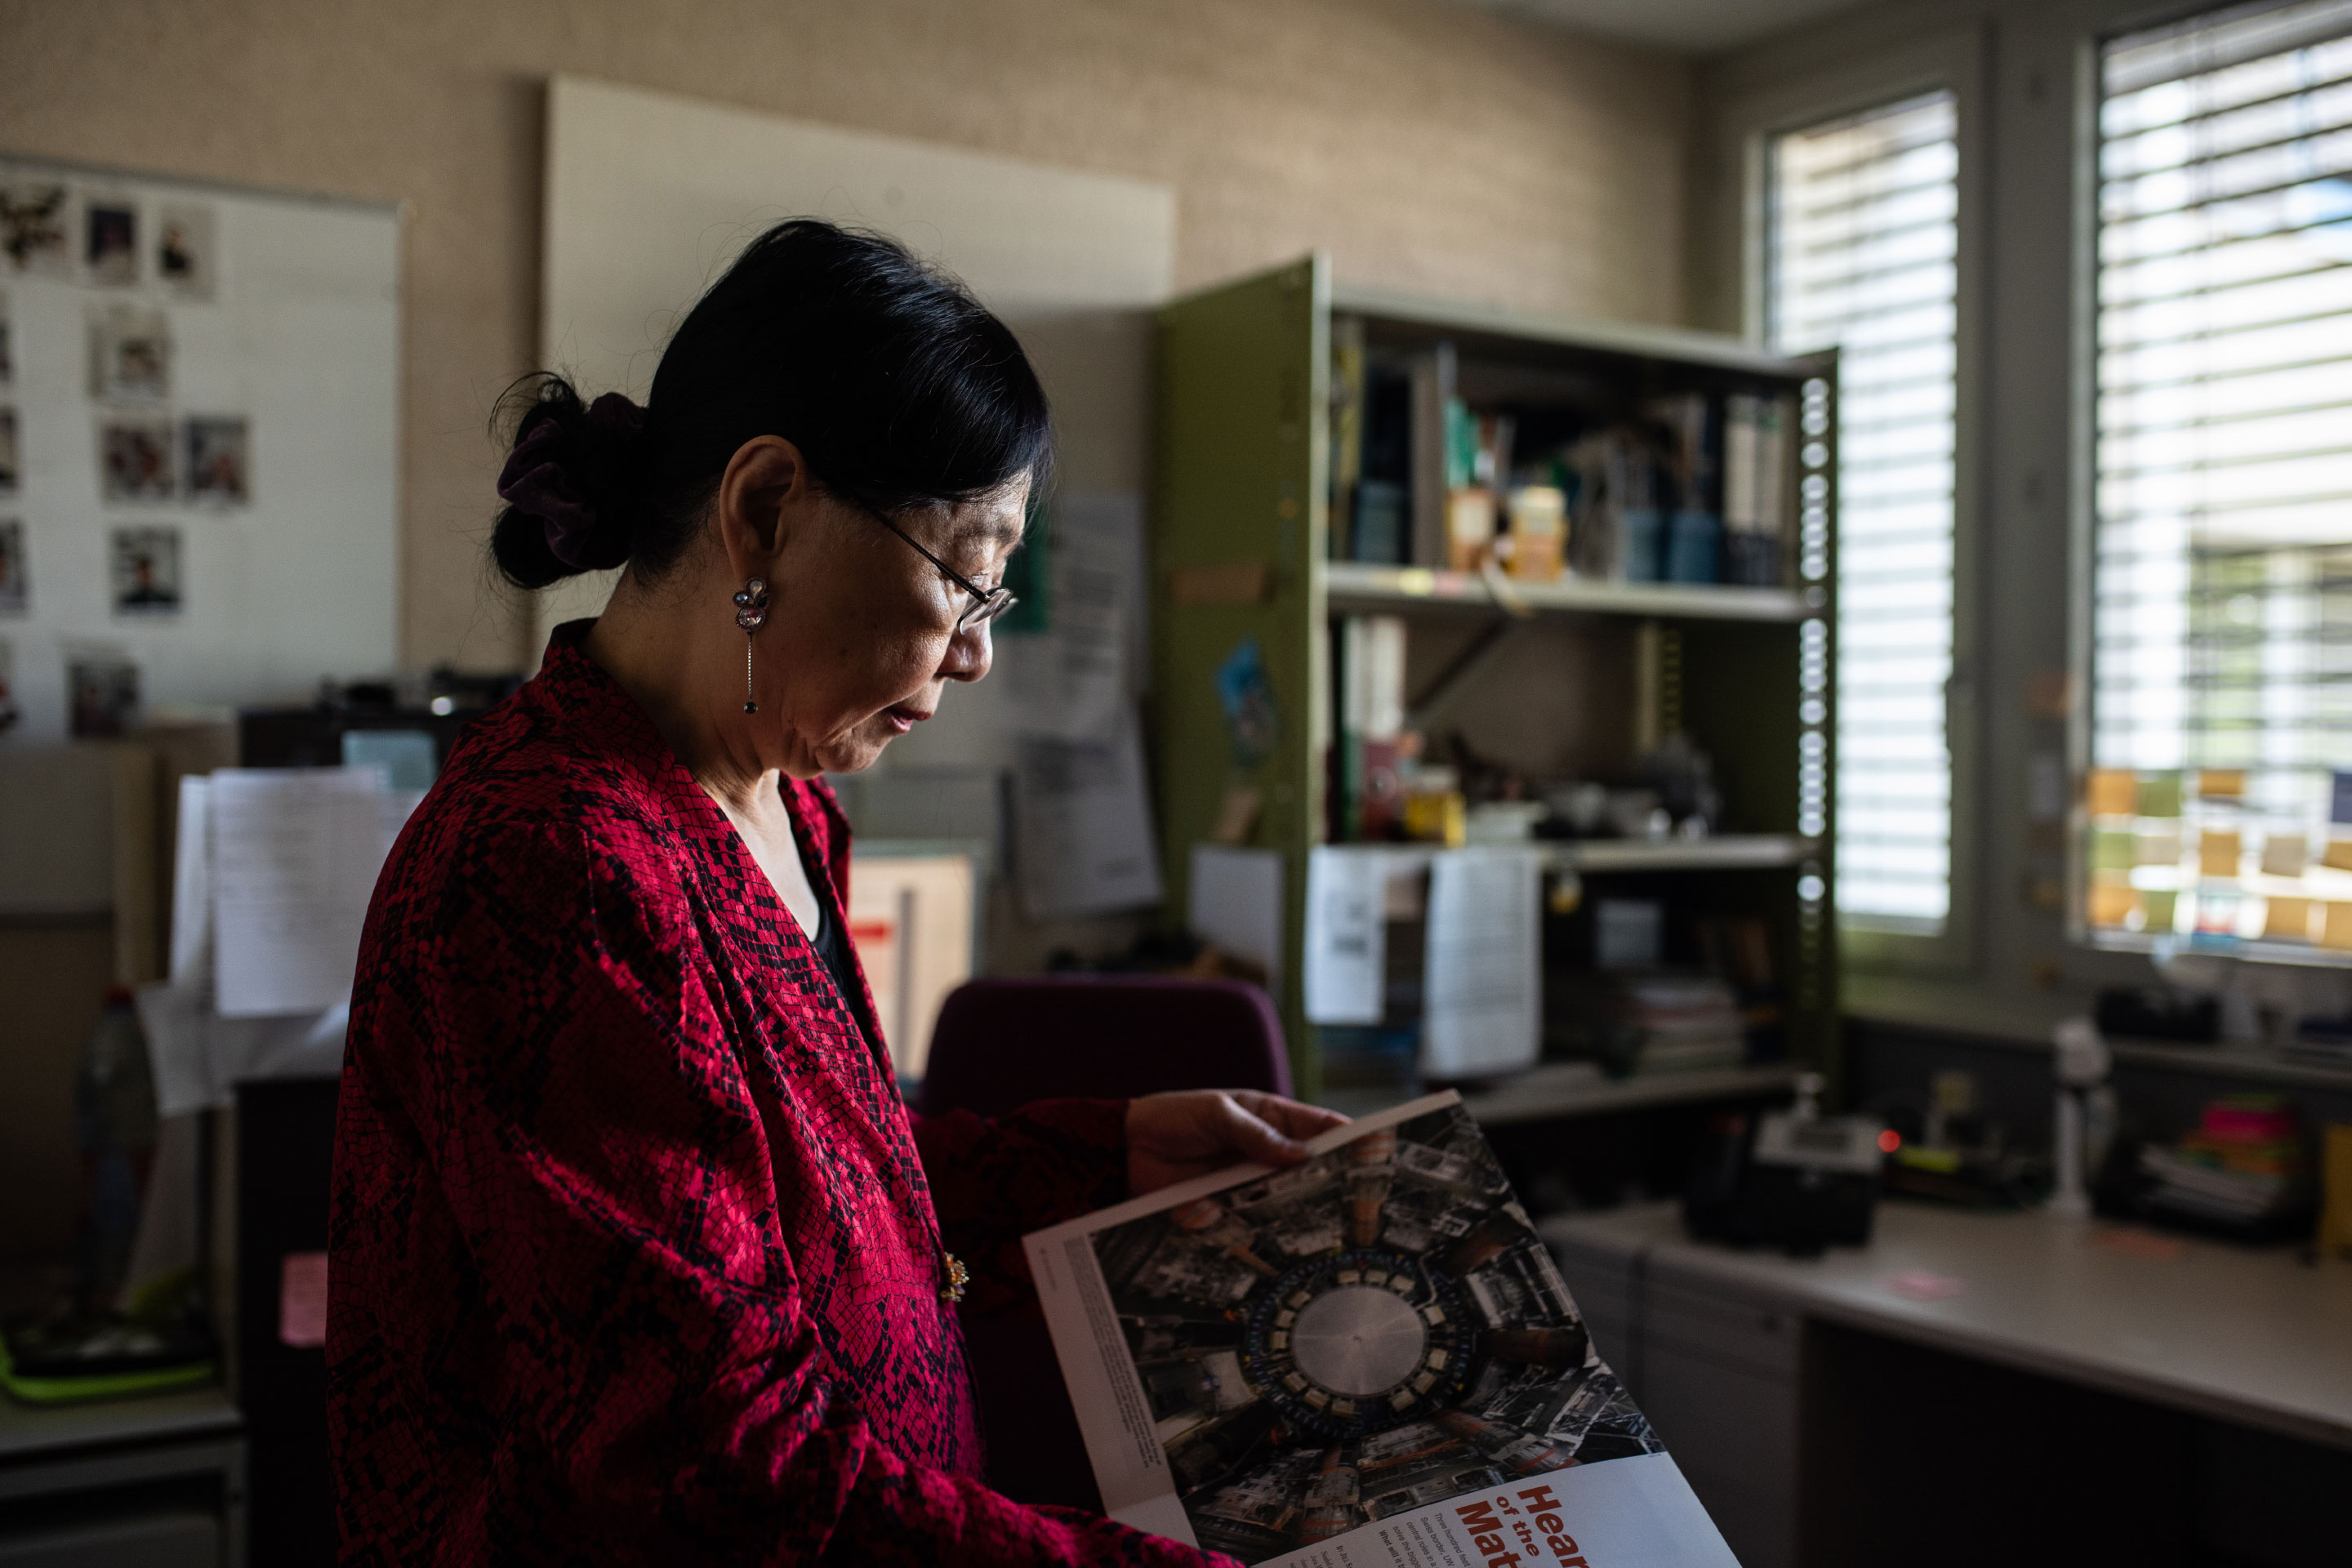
[941,1251,969,1305]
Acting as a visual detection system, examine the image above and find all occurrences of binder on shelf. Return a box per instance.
[1336,614,1407,842]
[1354,362,1413,565]
[1724,392,1792,587]
[1408,341,1454,569]
[1328,314,1365,562]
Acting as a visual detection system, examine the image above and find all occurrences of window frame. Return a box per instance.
[1713,27,1992,978]
[2065,0,2352,956]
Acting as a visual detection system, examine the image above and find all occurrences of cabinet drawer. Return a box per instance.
[1546,1233,1634,1330]
[1640,1345,1799,1489]
[1676,1464,1796,1568]
[1642,1352,1798,1568]
[1547,1236,1637,1389]
[1576,1307,1633,1374]
[1643,1277,1802,1383]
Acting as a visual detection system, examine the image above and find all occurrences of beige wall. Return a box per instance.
[0,0,1690,671]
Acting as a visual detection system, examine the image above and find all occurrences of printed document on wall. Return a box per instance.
[1421,848,1541,1078]
[211,767,408,1016]
[1002,492,1146,742]
[1303,845,1388,1025]
[1189,844,1285,998]
[1012,713,1163,918]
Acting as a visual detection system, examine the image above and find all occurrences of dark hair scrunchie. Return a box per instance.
[495,392,645,570]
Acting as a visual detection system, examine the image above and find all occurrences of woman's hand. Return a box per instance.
[1126,1090,1352,1196]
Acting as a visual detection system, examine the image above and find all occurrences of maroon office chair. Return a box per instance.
[920,973,1291,1510]
[921,973,1291,1120]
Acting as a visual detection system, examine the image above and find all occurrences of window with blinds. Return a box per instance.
[2087,0,2352,952]
[1769,91,1961,935]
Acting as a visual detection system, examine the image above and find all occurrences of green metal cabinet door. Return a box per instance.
[1151,256,1328,1095]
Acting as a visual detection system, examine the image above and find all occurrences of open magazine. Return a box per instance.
[1024,1091,1740,1568]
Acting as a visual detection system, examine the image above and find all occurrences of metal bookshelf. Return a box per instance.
[1325,561,1816,624]
[1150,254,1838,1100]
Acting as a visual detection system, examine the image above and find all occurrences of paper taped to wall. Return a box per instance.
[1190,844,1285,996]
[210,768,415,1016]
[1013,714,1163,919]
[1421,848,1541,1078]
[1001,492,1146,742]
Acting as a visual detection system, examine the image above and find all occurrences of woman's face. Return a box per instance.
[756,476,1028,777]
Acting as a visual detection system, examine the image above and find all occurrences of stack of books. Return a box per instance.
[1614,973,1748,1073]
[2135,1094,2308,1230]
[1548,970,1749,1075]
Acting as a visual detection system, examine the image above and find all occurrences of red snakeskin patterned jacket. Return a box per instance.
[329,626,1227,1566]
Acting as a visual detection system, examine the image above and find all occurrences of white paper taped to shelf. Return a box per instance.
[1187,844,1284,996]
[1421,847,1543,1077]
[1303,844,1388,1025]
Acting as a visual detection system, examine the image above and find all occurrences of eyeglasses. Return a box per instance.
[868,510,1019,631]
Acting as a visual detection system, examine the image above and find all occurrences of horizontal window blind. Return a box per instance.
[2089,0,2352,949]
[1770,91,1961,933]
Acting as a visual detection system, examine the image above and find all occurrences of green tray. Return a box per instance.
[0,1330,217,1406]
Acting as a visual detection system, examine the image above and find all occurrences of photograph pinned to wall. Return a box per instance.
[0,407,16,495]
[110,524,182,616]
[156,203,216,301]
[0,519,24,613]
[100,417,176,501]
[67,643,139,738]
[85,194,139,286]
[184,416,248,503]
[89,302,172,402]
[0,181,74,275]
[0,635,16,734]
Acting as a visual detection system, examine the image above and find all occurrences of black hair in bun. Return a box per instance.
[488,378,646,590]
[488,220,1053,591]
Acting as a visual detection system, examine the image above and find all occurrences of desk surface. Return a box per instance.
[1541,1200,2352,1453]
[0,1384,241,1463]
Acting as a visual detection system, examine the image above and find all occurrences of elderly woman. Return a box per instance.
[328,220,1343,1564]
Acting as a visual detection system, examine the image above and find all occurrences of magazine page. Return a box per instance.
[1024,1091,1740,1567]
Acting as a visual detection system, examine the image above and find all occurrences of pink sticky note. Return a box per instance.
[279,1250,330,1348]
[1884,1269,1965,1302]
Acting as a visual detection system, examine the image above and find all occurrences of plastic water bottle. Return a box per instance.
[75,985,158,1312]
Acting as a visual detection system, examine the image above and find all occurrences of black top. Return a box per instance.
[810,893,868,1036]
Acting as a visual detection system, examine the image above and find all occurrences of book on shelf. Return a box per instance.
[1324,319,1803,592]
[1640,393,1721,586]
[1354,365,1413,565]
[1330,314,1366,564]
[1722,393,1791,587]
[1551,970,1749,1075]
[1408,344,1454,572]
[1336,615,1409,842]
[1025,1091,1740,1568]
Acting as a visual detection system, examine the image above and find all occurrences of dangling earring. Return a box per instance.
[732,577,770,714]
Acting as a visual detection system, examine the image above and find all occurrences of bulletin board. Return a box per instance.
[0,156,399,744]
